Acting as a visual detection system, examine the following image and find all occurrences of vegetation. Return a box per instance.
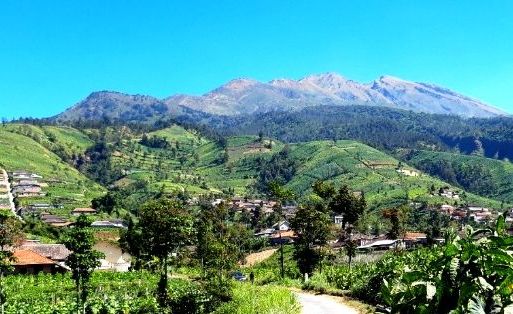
[0,211,23,313]
[400,149,513,203]
[137,197,195,309]
[62,215,104,313]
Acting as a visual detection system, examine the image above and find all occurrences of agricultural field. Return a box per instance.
[2,271,298,314]
[106,125,506,209]
[0,123,507,212]
[399,149,513,203]
[0,128,105,211]
[284,140,505,209]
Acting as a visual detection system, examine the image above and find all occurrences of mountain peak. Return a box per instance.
[57,72,508,121]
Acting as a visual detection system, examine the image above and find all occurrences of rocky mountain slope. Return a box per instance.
[55,73,507,122]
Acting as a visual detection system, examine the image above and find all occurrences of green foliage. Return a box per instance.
[256,145,298,193]
[401,149,513,203]
[138,197,195,308]
[213,282,299,314]
[378,213,513,313]
[0,211,24,310]
[1,272,210,314]
[63,215,104,311]
[291,201,331,275]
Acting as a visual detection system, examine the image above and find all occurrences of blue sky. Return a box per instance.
[1,0,512,118]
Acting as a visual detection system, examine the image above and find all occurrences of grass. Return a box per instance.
[214,282,300,314]
[0,127,105,211]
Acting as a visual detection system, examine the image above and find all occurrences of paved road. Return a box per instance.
[1,169,20,219]
[295,292,359,314]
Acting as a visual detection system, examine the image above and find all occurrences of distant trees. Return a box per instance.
[312,180,366,269]
[63,215,104,313]
[382,205,410,240]
[256,146,298,193]
[140,134,170,149]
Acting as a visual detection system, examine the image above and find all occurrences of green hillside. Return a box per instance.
[0,128,105,210]
[105,124,504,209]
[399,149,513,203]
[1,123,505,211]
[2,124,94,157]
[282,140,504,209]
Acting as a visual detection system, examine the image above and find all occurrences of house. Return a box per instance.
[357,239,403,251]
[270,230,296,245]
[19,242,71,265]
[72,207,97,216]
[40,213,72,227]
[403,232,427,248]
[333,215,344,225]
[12,184,42,196]
[13,179,40,186]
[439,204,455,214]
[272,220,290,231]
[255,228,275,238]
[12,249,66,274]
[467,205,491,212]
[91,220,127,228]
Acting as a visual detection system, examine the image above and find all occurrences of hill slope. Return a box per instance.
[103,124,504,209]
[399,149,513,203]
[0,127,105,209]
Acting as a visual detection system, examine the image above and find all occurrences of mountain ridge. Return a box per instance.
[55,72,508,121]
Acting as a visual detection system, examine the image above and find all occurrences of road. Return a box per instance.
[1,168,20,219]
[295,292,359,314]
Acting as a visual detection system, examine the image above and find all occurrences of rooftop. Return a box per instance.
[13,250,56,266]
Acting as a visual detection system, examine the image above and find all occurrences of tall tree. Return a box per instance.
[63,215,104,314]
[291,201,331,276]
[196,202,242,305]
[138,198,195,309]
[329,185,366,230]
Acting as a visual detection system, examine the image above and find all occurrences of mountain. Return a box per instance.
[55,73,508,122]
[164,73,506,117]
[55,91,208,123]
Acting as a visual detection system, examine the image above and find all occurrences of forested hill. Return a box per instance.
[214,105,513,160]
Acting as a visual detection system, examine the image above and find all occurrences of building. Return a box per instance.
[12,249,66,274]
[12,184,42,197]
[40,213,73,227]
[72,207,97,216]
[91,220,128,228]
[272,220,290,231]
[357,239,402,251]
[19,242,71,266]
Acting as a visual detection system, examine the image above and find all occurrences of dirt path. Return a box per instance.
[294,292,360,314]
[242,248,278,267]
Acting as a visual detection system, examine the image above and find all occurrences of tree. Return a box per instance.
[290,201,331,276]
[138,198,195,309]
[63,215,104,314]
[329,185,366,230]
[0,212,23,314]
[383,205,410,241]
[119,216,145,270]
[312,180,335,199]
[196,202,241,305]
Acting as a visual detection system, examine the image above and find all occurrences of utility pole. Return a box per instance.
[279,229,284,279]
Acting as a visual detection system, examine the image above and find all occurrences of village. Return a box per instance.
[3,169,513,276]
